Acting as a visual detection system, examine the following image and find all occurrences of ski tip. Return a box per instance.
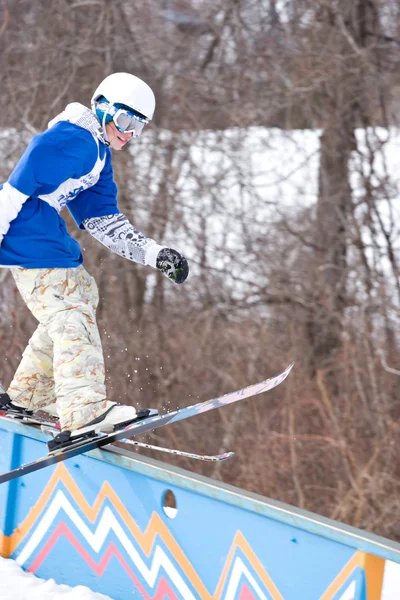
[219,451,235,461]
[201,451,235,462]
[278,361,295,379]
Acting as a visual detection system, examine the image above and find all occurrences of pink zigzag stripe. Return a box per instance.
[27,521,260,600]
[28,521,181,600]
[238,582,258,600]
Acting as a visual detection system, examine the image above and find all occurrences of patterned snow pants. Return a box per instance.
[8,266,114,430]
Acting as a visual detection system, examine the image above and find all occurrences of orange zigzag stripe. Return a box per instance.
[319,550,364,599]
[320,550,385,600]
[2,463,284,599]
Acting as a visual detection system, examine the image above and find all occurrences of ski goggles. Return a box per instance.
[98,102,149,137]
[112,107,149,136]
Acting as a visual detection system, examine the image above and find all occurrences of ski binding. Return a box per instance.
[0,361,294,483]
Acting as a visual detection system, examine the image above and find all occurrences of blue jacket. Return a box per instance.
[0,106,119,268]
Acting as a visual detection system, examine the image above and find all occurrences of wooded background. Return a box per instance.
[1,0,400,541]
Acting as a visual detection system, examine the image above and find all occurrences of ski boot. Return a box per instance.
[0,383,34,418]
[0,383,59,427]
[47,405,158,452]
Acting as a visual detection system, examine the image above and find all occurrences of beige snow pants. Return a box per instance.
[8,266,114,430]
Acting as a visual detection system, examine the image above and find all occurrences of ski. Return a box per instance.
[0,395,60,429]
[6,420,234,462]
[116,438,234,462]
[0,361,294,483]
[0,411,59,429]
[37,423,233,462]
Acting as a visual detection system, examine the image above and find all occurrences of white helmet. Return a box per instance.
[91,72,156,121]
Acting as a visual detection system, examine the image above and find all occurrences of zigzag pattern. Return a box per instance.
[1,464,367,599]
[7,464,283,599]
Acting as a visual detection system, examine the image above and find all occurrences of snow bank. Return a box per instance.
[0,556,113,600]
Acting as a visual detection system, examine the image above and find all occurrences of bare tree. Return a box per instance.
[1,0,400,542]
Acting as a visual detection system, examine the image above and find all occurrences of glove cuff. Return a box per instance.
[144,243,166,268]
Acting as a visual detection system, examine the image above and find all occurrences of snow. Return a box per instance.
[382,560,400,600]
[0,556,113,600]
[1,553,399,599]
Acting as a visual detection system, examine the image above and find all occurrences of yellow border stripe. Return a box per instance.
[363,553,385,600]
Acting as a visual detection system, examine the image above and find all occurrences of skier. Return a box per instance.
[0,72,188,446]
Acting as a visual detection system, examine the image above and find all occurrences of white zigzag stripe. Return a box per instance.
[339,580,357,600]
[225,557,269,600]
[15,489,271,599]
[16,489,196,600]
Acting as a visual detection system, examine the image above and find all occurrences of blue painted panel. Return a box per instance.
[7,441,353,599]
[0,430,16,536]
[0,420,397,600]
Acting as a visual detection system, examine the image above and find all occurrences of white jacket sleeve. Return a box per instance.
[0,183,29,245]
[83,213,165,267]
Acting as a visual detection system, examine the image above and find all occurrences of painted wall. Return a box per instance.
[0,419,399,600]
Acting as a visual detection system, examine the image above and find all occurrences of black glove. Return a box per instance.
[156,248,189,284]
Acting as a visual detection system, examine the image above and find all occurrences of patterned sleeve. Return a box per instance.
[83,213,164,266]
